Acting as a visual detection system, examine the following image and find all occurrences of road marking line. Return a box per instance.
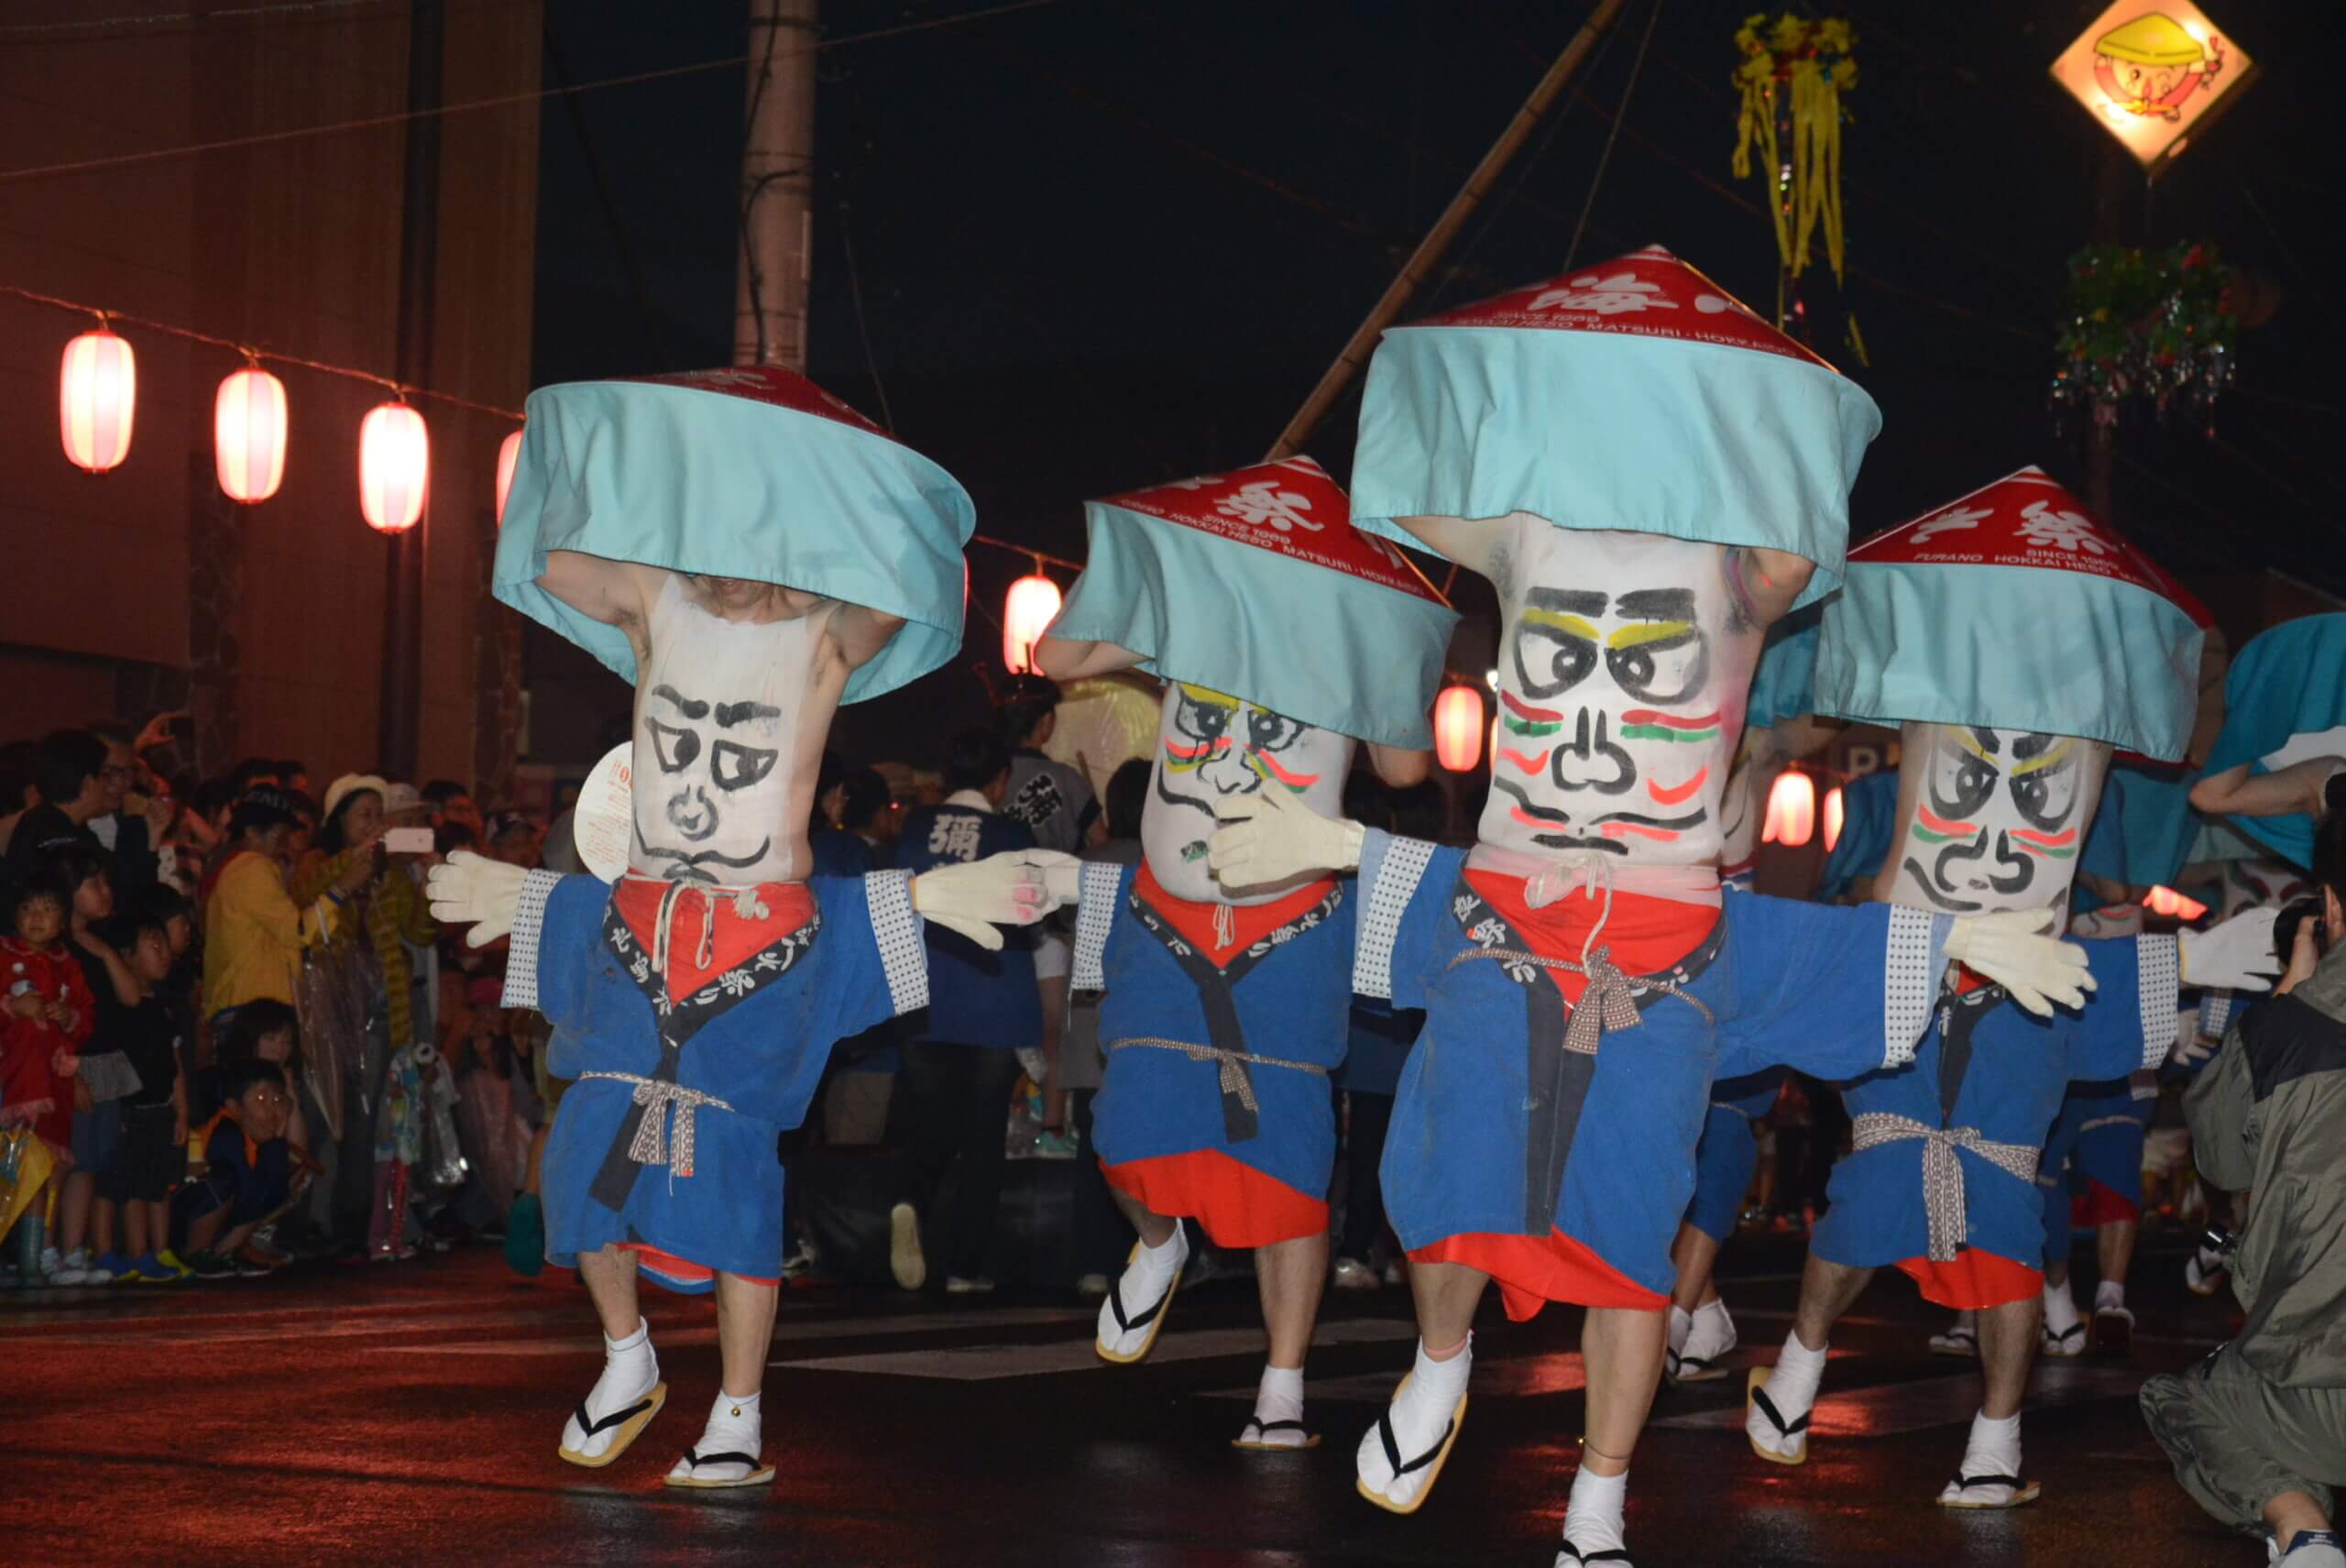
[777,1318,1417,1380]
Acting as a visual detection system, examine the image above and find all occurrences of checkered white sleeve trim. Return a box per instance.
[1354,830,1433,1001]
[1880,908,1949,1070]
[867,870,927,1016]
[2137,933,2181,1069]
[1071,861,1123,992]
[499,869,563,1011]
[2198,989,2234,1041]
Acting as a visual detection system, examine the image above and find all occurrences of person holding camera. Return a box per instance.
[2142,786,2346,1568]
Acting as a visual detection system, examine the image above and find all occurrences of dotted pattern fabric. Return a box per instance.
[1071,861,1124,992]
[499,869,563,1011]
[1354,829,1433,1001]
[868,870,926,1016]
[1882,907,1946,1069]
[2137,933,2181,1069]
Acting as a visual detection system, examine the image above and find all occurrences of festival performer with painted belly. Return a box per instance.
[426,368,1064,1490]
[1201,247,2092,1567]
[1744,466,2281,1508]
[1035,455,1455,1451]
[1666,614,1823,1384]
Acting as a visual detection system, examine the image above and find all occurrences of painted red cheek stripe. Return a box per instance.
[1646,768,1710,806]
[1249,748,1321,789]
[1619,708,1724,731]
[1498,748,1550,775]
[1162,738,1230,762]
[1916,805,1978,838]
[1501,689,1562,722]
[1603,822,1682,841]
[2009,828,2077,848]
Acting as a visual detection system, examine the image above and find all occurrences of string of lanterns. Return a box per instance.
[16,280,522,532]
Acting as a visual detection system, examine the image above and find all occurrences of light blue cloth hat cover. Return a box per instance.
[1747,608,1822,730]
[1047,459,1459,750]
[494,369,974,703]
[2199,612,2346,869]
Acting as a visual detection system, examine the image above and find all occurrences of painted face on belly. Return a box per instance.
[1479,525,1762,867]
[1142,682,1354,905]
[1883,722,2110,916]
[630,584,817,886]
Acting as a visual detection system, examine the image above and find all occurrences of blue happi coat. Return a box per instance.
[1352,837,1949,1300]
[1814,935,2174,1279]
[510,869,926,1288]
[1072,861,1357,1223]
[1685,1067,1789,1244]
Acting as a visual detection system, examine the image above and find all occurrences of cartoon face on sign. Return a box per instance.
[1142,683,1353,905]
[1481,524,1764,866]
[630,578,817,886]
[1884,724,2111,916]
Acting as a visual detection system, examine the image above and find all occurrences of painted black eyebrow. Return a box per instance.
[715,700,783,729]
[1968,726,2002,755]
[1525,588,1607,615]
[1616,588,1696,620]
[2011,731,2054,760]
[652,685,709,720]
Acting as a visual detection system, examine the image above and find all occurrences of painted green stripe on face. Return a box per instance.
[1619,723,1718,743]
[1503,716,1562,738]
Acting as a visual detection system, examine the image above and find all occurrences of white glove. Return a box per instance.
[1204,788,1365,894]
[2167,1029,2220,1069]
[426,850,527,950]
[911,850,1074,951]
[2178,906,2282,993]
[1944,907,2097,1018]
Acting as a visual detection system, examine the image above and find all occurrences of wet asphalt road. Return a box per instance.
[1,1230,2256,1567]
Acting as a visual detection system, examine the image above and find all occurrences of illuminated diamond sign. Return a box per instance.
[2049,3,2255,173]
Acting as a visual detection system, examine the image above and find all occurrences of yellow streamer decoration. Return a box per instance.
[1731,14,1858,356]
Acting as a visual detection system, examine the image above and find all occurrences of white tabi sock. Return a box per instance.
[1666,1303,1693,1363]
[1958,1409,2022,1483]
[1381,1335,1471,1463]
[2044,1279,2082,1338]
[1242,1362,1310,1447]
[1767,1330,1828,1417]
[565,1318,658,1458]
[673,1388,763,1483]
[1131,1224,1185,1290]
[2093,1278,2126,1314]
[1098,1224,1188,1357]
[1562,1464,1629,1556]
[1690,1298,1734,1348]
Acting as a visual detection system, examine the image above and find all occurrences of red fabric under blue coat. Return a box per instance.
[1089,863,1354,1248]
[1365,843,1940,1318]
[532,872,912,1291]
[1814,939,2159,1308]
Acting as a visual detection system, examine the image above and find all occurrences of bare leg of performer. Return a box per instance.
[1355,1259,1484,1511]
[1240,1231,1330,1448]
[560,1245,663,1465]
[1561,1306,1667,1559]
[1666,1222,1737,1381]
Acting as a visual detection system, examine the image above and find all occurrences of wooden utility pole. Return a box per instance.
[735,0,818,368]
[1265,0,1629,461]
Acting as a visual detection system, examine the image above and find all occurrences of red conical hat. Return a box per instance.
[1414,244,1835,369]
[620,365,895,442]
[1854,466,2194,611]
[1102,455,1444,601]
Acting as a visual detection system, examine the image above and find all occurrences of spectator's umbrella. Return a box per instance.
[2198,613,2346,869]
[492,367,974,702]
[1348,244,1881,609]
[1041,672,1163,801]
[1813,466,2205,762]
[1047,455,1457,748]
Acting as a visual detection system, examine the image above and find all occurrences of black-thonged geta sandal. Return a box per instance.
[1354,1374,1468,1516]
[556,1381,667,1469]
[663,1444,777,1489]
[1095,1243,1185,1365]
[1233,1416,1321,1451]
[1744,1366,1809,1465]
[1935,1472,2041,1509]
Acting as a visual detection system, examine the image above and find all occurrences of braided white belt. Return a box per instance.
[1105,1036,1328,1113]
[1850,1112,2039,1264]
[577,1071,736,1179]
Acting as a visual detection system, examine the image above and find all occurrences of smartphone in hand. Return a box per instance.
[384,828,435,855]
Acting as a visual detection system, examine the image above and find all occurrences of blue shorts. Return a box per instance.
[70,1098,121,1178]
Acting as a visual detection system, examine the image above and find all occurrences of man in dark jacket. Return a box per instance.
[2143,796,2346,1568]
[892,730,1042,1291]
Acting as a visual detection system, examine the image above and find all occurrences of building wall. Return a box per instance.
[0,1,540,791]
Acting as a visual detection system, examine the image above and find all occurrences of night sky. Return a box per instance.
[527,0,2339,766]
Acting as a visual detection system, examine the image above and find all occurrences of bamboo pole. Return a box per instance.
[1265,0,1630,461]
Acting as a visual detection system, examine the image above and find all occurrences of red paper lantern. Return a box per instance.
[213,367,288,503]
[1762,769,1816,848]
[1003,573,1061,674]
[359,400,429,533]
[1435,685,1485,773]
[494,427,523,525]
[1821,785,1846,852]
[60,328,136,473]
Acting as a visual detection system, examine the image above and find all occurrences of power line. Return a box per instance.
[1562,0,1660,271]
[0,0,1075,185]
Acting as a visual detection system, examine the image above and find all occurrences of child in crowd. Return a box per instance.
[0,874,94,1280]
[49,846,133,1285]
[93,914,191,1282]
[175,1058,303,1277]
